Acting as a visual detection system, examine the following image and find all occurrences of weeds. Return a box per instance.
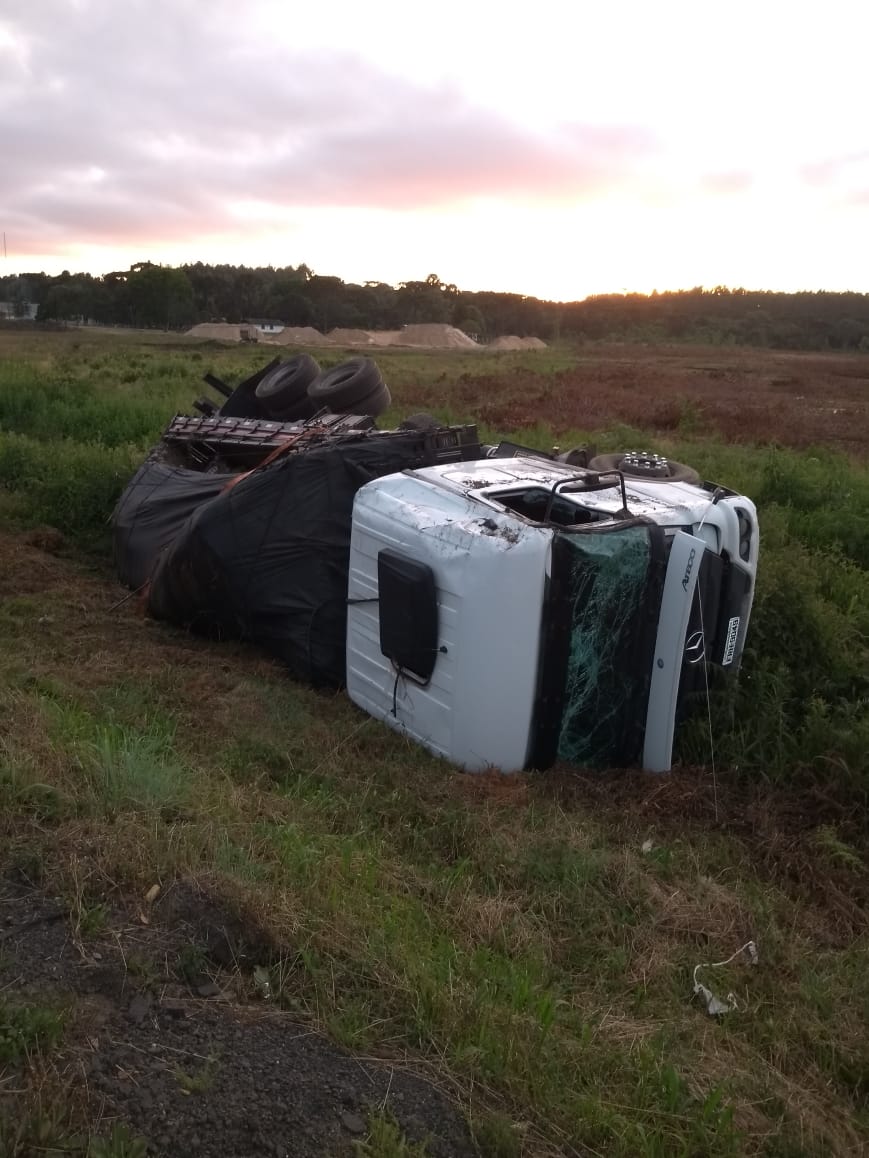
[173,1055,220,1095]
[88,1124,149,1158]
[84,724,188,815]
[73,900,108,940]
[354,1112,430,1157]
[811,825,864,872]
[0,1099,83,1157]
[0,331,866,1154]
[175,943,209,984]
[469,1111,523,1158]
[0,999,65,1064]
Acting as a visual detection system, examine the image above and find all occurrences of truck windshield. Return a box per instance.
[530,524,666,768]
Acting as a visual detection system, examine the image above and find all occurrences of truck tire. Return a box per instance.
[556,446,592,467]
[255,355,321,420]
[588,452,701,484]
[341,379,391,418]
[307,358,385,410]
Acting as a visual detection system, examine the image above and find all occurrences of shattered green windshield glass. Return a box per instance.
[556,526,656,768]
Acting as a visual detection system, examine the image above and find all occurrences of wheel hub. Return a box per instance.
[621,450,671,478]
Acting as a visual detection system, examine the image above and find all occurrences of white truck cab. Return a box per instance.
[346,452,758,773]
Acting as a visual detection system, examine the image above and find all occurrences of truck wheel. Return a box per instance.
[343,380,391,418]
[556,446,592,467]
[255,355,321,420]
[307,358,385,410]
[589,451,701,484]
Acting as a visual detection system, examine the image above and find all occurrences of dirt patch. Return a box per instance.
[488,336,547,351]
[185,323,243,341]
[365,330,403,347]
[328,328,375,346]
[0,531,79,598]
[184,325,335,347]
[263,327,334,347]
[394,324,480,349]
[0,883,477,1158]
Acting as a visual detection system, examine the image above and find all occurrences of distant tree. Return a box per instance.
[361,281,399,329]
[304,275,347,332]
[9,259,869,352]
[833,317,865,349]
[127,265,194,329]
[397,278,451,324]
[454,303,486,340]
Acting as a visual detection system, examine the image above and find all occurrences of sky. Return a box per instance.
[1,0,868,302]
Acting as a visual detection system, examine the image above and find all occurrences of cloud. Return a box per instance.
[699,171,753,196]
[0,0,655,256]
[800,150,869,192]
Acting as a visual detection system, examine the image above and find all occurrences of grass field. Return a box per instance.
[0,327,867,1156]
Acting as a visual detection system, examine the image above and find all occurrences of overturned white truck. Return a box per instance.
[347,453,757,773]
[112,355,758,774]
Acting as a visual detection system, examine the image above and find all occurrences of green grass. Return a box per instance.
[0,1112,148,1158]
[0,329,866,1156]
[355,1112,431,1157]
[4,329,864,791]
[0,999,65,1064]
[87,1124,149,1158]
[2,645,865,1153]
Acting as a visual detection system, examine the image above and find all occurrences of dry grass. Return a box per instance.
[2,528,864,1153]
[1,329,867,1155]
[397,344,869,456]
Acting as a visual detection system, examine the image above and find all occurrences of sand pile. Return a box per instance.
[328,328,375,346]
[263,326,333,347]
[186,321,531,351]
[394,323,479,349]
[186,322,243,341]
[488,335,548,351]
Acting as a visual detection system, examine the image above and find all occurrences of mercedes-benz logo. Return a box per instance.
[684,630,706,664]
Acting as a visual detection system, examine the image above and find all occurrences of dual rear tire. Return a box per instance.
[254,356,391,421]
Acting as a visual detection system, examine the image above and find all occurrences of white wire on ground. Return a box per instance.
[693,939,759,1015]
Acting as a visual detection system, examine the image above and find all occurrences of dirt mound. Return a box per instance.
[488,335,548,350]
[396,324,480,349]
[263,326,333,347]
[328,328,375,346]
[186,323,243,341]
[184,324,484,350]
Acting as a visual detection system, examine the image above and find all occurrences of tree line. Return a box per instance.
[3,263,869,351]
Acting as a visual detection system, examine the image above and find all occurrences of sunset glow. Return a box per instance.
[2,0,868,299]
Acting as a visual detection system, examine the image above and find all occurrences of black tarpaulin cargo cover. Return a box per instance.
[145,435,431,687]
[112,459,235,590]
